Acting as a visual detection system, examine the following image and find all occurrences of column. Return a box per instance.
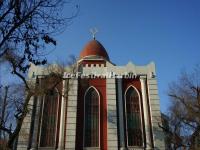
[58,80,66,150]
[147,78,165,149]
[17,96,34,150]
[140,76,152,150]
[106,78,118,150]
[30,96,43,150]
[117,78,125,149]
[65,79,78,149]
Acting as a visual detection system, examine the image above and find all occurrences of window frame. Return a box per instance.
[83,86,100,149]
[124,85,144,148]
[38,88,60,148]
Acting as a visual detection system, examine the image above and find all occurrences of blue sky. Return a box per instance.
[49,0,200,113]
[2,0,200,113]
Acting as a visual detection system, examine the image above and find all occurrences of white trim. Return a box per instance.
[124,85,144,148]
[78,55,108,63]
[58,80,66,149]
[38,95,45,147]
[140,77,152,149]
[39,88,60,148]
[83,86,100,149]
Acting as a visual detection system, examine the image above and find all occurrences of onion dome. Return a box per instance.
[79,40,110,60]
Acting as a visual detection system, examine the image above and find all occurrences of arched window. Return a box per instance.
[125,86,143,147]
[40,89,59,147]
[84,87,100,147]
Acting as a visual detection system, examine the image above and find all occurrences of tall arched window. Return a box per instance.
[84,87,100,147]
[125,86,143,147]
[40,89,59,147]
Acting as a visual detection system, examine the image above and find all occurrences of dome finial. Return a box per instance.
[80,39,110,60]
[90,27,98,40]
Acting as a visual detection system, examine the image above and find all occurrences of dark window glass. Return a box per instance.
[84,87,99,147]
[126,87,143,146]
[40,89,58,147]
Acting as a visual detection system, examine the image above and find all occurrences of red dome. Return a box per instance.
[80,40,109,60]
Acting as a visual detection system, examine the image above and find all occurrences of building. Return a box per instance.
[190,127,200,150]
[161,113,171,150]
[16,39,165,150]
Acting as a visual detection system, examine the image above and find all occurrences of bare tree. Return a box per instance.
[160,65,200,149]
[0,84,25,149]
[0,86,9,139]
[0,1,78,148]
[0,0,78,75]
[0,56,77,149]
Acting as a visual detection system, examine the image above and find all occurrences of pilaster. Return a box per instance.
[58,80,66,150]
[116,78,125,149]
[65,79,78,150]
[30,95,43,150]
[140,76,152,150]
[17,96,34,150]
[147,78,165,150]
[106,78,118,150]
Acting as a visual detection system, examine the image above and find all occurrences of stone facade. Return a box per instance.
[16,40,165,150]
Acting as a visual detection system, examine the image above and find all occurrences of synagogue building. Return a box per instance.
[17,39,165,150]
